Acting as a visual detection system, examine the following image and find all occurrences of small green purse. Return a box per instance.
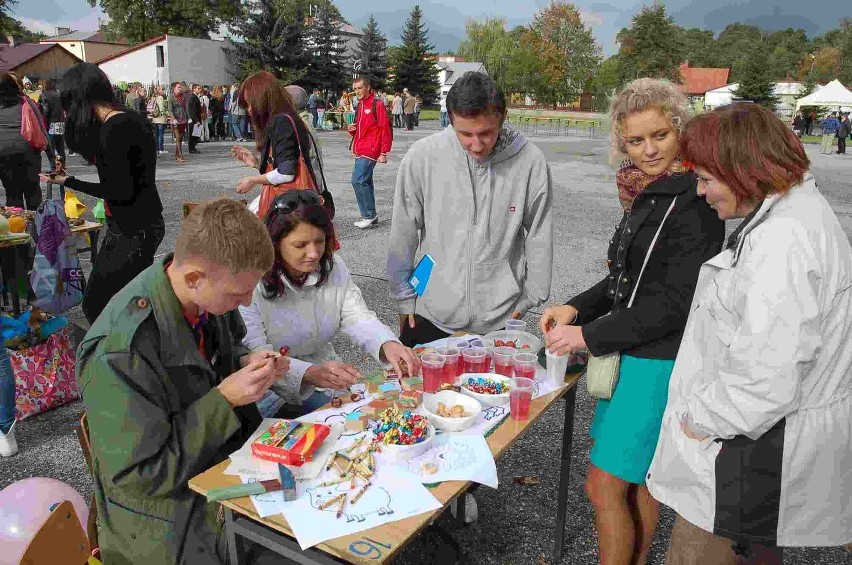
[586,197,677,400]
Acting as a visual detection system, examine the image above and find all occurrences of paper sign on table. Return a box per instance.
[281,465,442,550]
[401,433,498,488]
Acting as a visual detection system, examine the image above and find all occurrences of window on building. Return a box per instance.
[156,46,164,68]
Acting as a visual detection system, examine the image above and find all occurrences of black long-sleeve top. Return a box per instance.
[65,111,163,235]
[186,93,202,122]
[258,112,317,186]
[566,171,725,359]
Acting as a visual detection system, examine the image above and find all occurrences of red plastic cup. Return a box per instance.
[421,354,445,393]
[493,346,517,377]
[462,347,488,374]
[512,352,538,380]
[472,339,495,371]
[509,377,535,420]
[435,346,460,384]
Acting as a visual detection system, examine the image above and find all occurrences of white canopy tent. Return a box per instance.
[796,79,852,111]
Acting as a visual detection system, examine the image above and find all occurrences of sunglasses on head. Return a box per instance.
[270,190,324,215]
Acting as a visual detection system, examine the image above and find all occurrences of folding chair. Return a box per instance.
[75,413,99,550]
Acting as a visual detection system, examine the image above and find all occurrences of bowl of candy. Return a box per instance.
[483,330,541,353]
[460,374,512,407]
[423,390,482,432]
[372,407,435,461]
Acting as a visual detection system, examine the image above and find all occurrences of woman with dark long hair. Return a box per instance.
[240,190,419,417]
[231,71,321,218]
[0,72,42,209]
[40,63,164,324]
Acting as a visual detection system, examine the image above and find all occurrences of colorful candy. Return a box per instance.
[464,377,510,395]
[372,407,429,446]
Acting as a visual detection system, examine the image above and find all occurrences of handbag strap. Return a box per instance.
[627,196,677,308]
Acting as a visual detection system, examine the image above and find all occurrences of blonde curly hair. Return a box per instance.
[608,78,693,165]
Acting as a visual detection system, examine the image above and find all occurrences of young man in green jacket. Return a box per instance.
[77,198,288,564]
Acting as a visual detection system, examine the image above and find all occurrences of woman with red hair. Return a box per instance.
[648,102,852,563]
[231,71,322,219]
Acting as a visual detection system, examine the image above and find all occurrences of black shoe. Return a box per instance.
[189,149,201,154]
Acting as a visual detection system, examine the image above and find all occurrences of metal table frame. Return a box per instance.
[224,383,579,564]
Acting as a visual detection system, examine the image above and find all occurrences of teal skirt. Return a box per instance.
[589,354,675,484]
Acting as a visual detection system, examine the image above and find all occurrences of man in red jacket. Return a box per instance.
[348,76,392,228]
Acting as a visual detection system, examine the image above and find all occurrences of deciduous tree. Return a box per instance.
[90,0,241,43]
[457,18,515,92]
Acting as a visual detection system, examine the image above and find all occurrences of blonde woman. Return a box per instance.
[540,78,725,565]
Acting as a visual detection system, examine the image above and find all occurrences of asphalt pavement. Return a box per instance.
[2,121,851,565]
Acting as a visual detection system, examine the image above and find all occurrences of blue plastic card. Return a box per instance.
[408,253,435,297]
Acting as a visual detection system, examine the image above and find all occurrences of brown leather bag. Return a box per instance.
[257,113,318,219]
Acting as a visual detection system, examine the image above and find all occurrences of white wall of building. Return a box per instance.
[98,36,235,87]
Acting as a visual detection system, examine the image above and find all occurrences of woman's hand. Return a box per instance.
[38,173,68,186]
[381,341,422,378]
[538,305,578,334]
[232,145,258,168]
[304,361,361,390]
[544,324,586,356]
[236,176,258,194]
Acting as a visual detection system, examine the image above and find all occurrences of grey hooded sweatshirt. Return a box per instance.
[387,125,553,335]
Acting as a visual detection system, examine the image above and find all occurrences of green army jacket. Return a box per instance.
[77,255,261,564]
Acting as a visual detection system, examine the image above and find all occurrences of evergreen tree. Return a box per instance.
[390,5,439,104]
[732,46,778,109]
[227,0,309,82]
[305,0,348,95]
[616,5,686,84]
[800,70,817,98]
[356,15,388,91]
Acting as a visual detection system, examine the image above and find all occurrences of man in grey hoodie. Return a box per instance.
[387,72,553,346]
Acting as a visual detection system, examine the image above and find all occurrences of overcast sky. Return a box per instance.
[12,0,849,55]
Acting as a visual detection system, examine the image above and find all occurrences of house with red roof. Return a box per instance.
[679,62,730,107]
[40,30,128,63]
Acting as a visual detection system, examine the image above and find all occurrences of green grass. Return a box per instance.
[418,109,440,121]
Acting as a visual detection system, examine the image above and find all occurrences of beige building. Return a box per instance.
[40,29,128,63]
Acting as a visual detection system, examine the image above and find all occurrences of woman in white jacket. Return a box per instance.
[648,103,852,563]
[240,190,420,416]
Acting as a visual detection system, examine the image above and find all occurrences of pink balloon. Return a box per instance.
[0,477,90,563]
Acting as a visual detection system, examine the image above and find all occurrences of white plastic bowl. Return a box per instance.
[423,390,482,432]
[459,373,512,407]
[483,330,541,353]
[375,424,436,462]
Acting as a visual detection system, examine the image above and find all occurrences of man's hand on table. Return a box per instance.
[381,341,421,378]
[304,361,361,390]
[218,359,279,408]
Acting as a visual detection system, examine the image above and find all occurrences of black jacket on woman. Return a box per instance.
[258,112,318,187]
[566,171,725,360]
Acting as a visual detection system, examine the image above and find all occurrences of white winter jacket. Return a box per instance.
[647,175,852,547]
[239,255,398,405]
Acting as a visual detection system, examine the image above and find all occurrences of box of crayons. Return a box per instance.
[251,420,331,466]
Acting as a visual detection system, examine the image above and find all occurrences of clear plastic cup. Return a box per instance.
[505,319,527,334]
[435,346,461,384]
[421,354,445,393]
[512,352,538,380]
[493,346,517,377]
[545,348,569,387]
[475,339,495,371]
[509,377,535,420]
[462,347,488,374]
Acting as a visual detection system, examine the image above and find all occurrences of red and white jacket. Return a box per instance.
[349,92,392,161]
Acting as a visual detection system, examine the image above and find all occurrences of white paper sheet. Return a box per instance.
[401,433,498,488]
[281,465,442,550]
[191,122,202,137]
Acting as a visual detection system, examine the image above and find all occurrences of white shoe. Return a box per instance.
[449,493,478,523]
[0,421,18,457]
[354,216,378,229]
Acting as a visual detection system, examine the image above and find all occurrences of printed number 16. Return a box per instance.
[349,537,392,560]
